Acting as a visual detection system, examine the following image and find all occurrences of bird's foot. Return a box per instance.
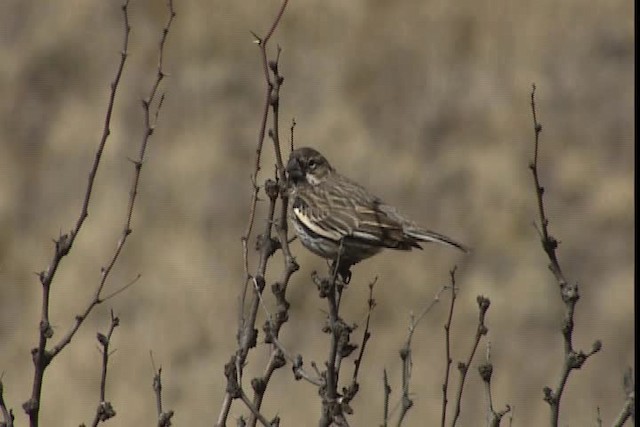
[330,261,352,285]
[339,268,351,285]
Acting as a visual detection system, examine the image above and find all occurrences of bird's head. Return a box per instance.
[286,147,333,186]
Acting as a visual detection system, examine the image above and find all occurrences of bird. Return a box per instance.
[286,146,468,281]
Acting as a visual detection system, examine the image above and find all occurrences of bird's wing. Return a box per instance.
[291,192,345,242]
[378,203,470,253]
[306,175,417,249]
[292,172,469,253]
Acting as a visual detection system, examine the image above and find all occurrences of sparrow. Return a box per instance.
[286,147,468,281]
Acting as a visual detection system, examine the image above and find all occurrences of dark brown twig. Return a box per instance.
[394,284,448,427]
[450,295,491,427]
[379,279,449,427]
[612,367,635,427]
[381,369,391,427]
[441,267,458,427]
[22,2,175,425]
[316,266,346,427]
[247,49,299,422]
[89,311,120,427]
[23,3,132,424]
[312,243,365,427]
[314,277,377,425]
[151,358,174,427]
[529,84,601,426]
[478,343,511,427]
[217,2,293,426]
[0,376,15,427]
[289,118,296,153]
[240,389,275,427]
[239,0,290,304]
[251,278,323,387]
[342,278,377,408]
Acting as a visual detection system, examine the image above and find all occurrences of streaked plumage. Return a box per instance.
[286,147,468,278]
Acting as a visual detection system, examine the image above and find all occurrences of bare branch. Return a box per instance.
[22,2,175,425]
[89,311,120,427]
[441,268,459,427]
[151,359,175,427]
[0,377,15,427]
[240,389,276,427]
[305,244,367,427]
[450,296,491,427]
[289,118,296,153]
[611,367,635,427]
[378,277,450,427]
[23,2,133,423]
[529,84,601,426]
[381,369,391,427]
[395,282,448,426]
[354,279,377,381]
[315,269,348,427]
[217,2,293,426]
[478,342,511,427]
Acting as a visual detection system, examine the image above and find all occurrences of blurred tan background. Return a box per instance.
[0,0,633,426]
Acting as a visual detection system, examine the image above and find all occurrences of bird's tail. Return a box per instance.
[404,228,470,253]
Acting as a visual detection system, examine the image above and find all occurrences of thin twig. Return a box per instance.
[0,377,15,427]
[395,352,413,427]
[239,0,290,307]
[48,0,175,364]
[89,311,120,427]
[611,367,634,427]
[23,3,132,424]
[478,342,511,427]
[339,278,378,413]
[395,283,448,427]
[529,84,601,426]
[22,3,175,425]
[288,354,325,387]
[441,268,458,427]
[321,273,342,427]
[250,277,323,387]
[381,369,391,427]
[289,118,296,152]
[450,296,491,427]
[240,389,274,427]
[405,285,448,354]
[217,2,292,426]
[151,358,175,427]
[318,245,356,427]
[352,279,377,381]
[250,83,299,422]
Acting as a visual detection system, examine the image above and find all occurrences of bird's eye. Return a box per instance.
[308,159,317,169]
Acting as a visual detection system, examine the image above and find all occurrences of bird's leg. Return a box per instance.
[331,239,352,285]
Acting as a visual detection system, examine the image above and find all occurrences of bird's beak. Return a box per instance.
[286,156,304,182]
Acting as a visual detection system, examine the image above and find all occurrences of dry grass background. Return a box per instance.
[0,0,633,426]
